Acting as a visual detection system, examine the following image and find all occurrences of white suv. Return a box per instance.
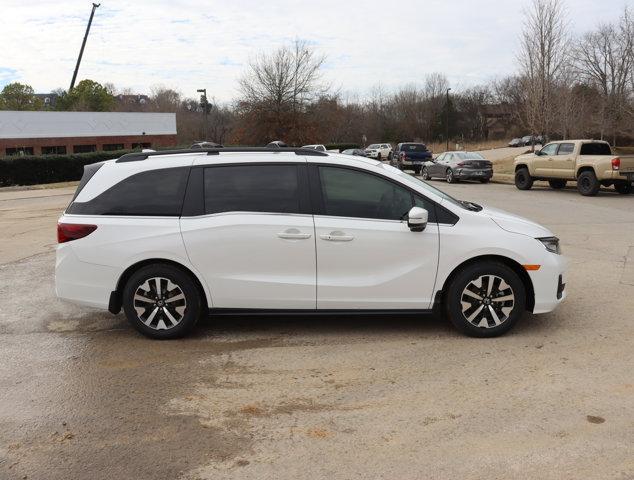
[56,147,567,339]
[364,143,392,160]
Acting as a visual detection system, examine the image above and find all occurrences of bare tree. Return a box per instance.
[518,0,570,144]
[238,40,327,142]
[574,7,634,144]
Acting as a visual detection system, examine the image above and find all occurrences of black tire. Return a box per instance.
[548,179,567,189]
[445,261,526,338]
[122,263,202,339]
[388,152,393,161]
[421,167,431,180]
[515,167,533,190]
[577,170,600,196]
[377,153,381,161]
[446,169,457,183]
[614,182,633,194]
[414,167,421,175]
[479,178,490,184]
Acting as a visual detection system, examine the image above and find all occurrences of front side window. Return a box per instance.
[318,166,413,221]
[540,143,558,156]
[204,165,300,215]
[67,167,189,216]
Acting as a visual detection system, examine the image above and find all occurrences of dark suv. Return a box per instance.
[392,143,433,174]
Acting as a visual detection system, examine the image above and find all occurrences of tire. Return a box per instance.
[548,179,567,189]
[514,167,533,190]
[446,169,457,183]
[414,167,421,175]
[479,178,490,184]
[377,153,382,161]
[577,170,600,196]
[421,167,431,180]
[445,261,526,338]
[388,152,393,161]
[122,263,202,339]
[614,182,633,194]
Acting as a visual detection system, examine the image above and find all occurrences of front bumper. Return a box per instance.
[527,251,567,314]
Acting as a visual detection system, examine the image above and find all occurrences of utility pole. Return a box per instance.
[197,88,208,140]
[445,87,451,152]
[69,3,100,91]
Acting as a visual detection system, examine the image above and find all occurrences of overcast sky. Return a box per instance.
[2,0,631,102]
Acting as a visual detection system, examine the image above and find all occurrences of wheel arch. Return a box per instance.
[514,163,528,172]
[435,254,535,313]
[109,258,210,314]
[575,165,596,179]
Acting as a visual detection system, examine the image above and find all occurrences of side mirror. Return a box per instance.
[534,149,541,155]
[407,206,428,232]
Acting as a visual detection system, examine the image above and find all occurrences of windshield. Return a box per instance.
[381,164,478,211]
[456,152,484,160]
[367,144,380,149]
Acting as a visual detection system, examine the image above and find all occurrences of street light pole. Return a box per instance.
[197,88,208,140]
[446,88,452,152]
[69,3,100,91]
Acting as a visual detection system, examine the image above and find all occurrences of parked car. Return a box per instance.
[508,138,523,147]
[364,143,392,160]
[422,152,493,183]
[521,135,541,147]
[514,140,634,195]
[392,143,433,174]
[191,141,223,149]
[302,144,327,152]
[56,147,566,339]
[266,140,287,148]
[341,148,367,156]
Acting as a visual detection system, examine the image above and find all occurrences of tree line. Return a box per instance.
[1,0,633,147]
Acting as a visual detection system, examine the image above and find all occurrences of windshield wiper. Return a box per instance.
[459,200,483,212]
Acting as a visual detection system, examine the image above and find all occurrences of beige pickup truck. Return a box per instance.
[514,140,634,196]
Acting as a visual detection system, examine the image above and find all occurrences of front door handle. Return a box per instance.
[277,228,311,240]
[320,231,354,242]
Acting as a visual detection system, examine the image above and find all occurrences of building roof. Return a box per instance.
[0,111,176,139]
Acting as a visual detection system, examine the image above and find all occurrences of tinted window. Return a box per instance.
[580,143,611,155]
[403,144,427,152]
[204,165,300,214]
[319,166,413,221]
[540,143,558,156]
[68,167,189,216]
[557,143,574,155]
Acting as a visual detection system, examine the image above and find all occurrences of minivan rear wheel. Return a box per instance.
[446,261,526,337]
[122,264,202,339]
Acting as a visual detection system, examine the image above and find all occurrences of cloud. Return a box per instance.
[1,0,630,101]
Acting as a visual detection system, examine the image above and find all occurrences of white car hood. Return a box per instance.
[482,206,554,238]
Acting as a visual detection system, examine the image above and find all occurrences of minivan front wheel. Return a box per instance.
[446,262,526,337]
[122,264,202,339]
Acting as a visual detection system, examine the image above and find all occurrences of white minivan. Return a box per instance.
[56,147,566,339]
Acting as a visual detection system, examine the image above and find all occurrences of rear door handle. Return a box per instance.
[320,232,354,242]
[277,228,311,240]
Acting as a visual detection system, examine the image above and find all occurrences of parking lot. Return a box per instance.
[1,179,633,479]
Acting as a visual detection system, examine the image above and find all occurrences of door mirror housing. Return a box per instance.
[534,148,542,155]
[407,207,428,232]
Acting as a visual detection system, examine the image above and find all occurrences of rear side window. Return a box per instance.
[557,143,574,155]
[204,165,301,214]
[580,143,611,155]
[67,167,189,216]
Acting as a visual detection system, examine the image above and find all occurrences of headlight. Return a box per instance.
[537,236,561,254]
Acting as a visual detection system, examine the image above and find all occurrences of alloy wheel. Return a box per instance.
[133,277,187,330]
[460,275,515,328]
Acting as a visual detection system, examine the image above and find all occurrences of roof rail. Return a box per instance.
[115,147,329,163]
